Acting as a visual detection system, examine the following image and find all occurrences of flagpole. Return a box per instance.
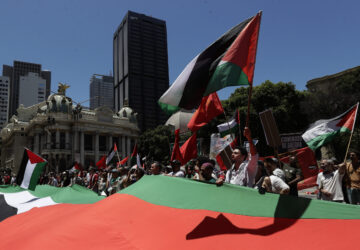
[343,102,359,162]
[246,11,262,127]
[237,109,242,146]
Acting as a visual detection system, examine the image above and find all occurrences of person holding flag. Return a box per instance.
[216,127,258,187]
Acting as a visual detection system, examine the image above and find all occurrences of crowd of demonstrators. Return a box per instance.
[1,127,360,205]
[316,150,360,204]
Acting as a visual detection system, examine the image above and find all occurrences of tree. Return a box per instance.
[138,125,174,164]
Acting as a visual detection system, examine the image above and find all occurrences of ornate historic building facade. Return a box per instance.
[0,85,140,173]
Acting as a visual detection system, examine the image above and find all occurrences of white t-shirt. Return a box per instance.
[317,169,344,201]
[269,175,289,194]
[225,154,259,187]
[170,170,185,178]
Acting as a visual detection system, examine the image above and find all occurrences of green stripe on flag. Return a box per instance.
[205,61,250,96]
[28,162,47,191]
[121,175,360,219]
[158,101,180,115]
[306,127,351,151]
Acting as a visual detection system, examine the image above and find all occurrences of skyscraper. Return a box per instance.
[0,76,10,128]
[18,72,47,107]
[113,11,169,131]
[2,60,51,118]
[89,74,114,110]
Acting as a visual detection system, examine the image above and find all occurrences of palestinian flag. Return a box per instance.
[158,12,262,114]
[302,103,359,151]
[0,184,103,222]
[106,143,117,165]
[217,118,239,137]
[1,176,360,249]
[130,143,140,167]
[16,148,47,191]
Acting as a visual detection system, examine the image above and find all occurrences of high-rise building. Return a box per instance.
[113,11,169,131]
[2,60,51,117]
[0,76,10,128]
[89,74,114,110]
[19,72,47,107]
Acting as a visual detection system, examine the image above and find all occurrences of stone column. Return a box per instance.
[80,131,84,166]
[65,131,70,150]
[47,131,51,149]
[74,130,79,152]
[56,130,60,149]
[95,132,99,162]
[108,135,113,151]
[122,136,126,159]
[127,137,131,166]
[34,133,40,154]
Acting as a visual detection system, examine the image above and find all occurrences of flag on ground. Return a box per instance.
[106,143,117,165]
[1,176,360,249]
[0,184,103,222]
[180,133,197,165]
[16,148,47,191]
[302,103,359,151]
[187,92,224,132]
[158,12,262,114]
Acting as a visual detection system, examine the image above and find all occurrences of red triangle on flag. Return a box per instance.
[114,143,118,152]
[26,149,45,164]
[131,144,138,157]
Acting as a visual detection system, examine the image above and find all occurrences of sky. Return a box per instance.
[1,0,359,106]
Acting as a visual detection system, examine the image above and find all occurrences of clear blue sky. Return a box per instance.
[1,0,359,106]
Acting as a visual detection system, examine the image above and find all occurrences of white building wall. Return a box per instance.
[19,72,46,107]
[0,76,10,128]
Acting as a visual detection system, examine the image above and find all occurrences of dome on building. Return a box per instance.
[165,109,194,133]
[46,94,73,114]
[44,82,73,114]
[117,100,137,123]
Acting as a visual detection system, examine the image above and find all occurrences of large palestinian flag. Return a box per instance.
[0,184,104,222]
[16,148,47,190]
[302,102,359,150]
[158,12,261,114]
[1,176,360,249]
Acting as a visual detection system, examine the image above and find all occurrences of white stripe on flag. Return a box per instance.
[217,119,237,132]
[3,191,37,207]
[302,119,339,143]
[106,151,115,165]
[16,197,57,214]
[159,55,199,106]
[20,161,37,189]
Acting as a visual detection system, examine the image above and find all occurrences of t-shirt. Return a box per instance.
[225,154,259,187]
[269,175,289,194]
[170,171,185,178]
[346,162,360,189]
[317,169,344,201]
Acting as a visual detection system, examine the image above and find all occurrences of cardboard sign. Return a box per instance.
[259,109,281,148]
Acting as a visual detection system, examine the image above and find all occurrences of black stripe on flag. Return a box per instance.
[178,17,253,109]
[15,149,28,187]
[106,146,115,165]
[0,194,17,222]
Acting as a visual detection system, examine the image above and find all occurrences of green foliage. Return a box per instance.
[138,125,173,164]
